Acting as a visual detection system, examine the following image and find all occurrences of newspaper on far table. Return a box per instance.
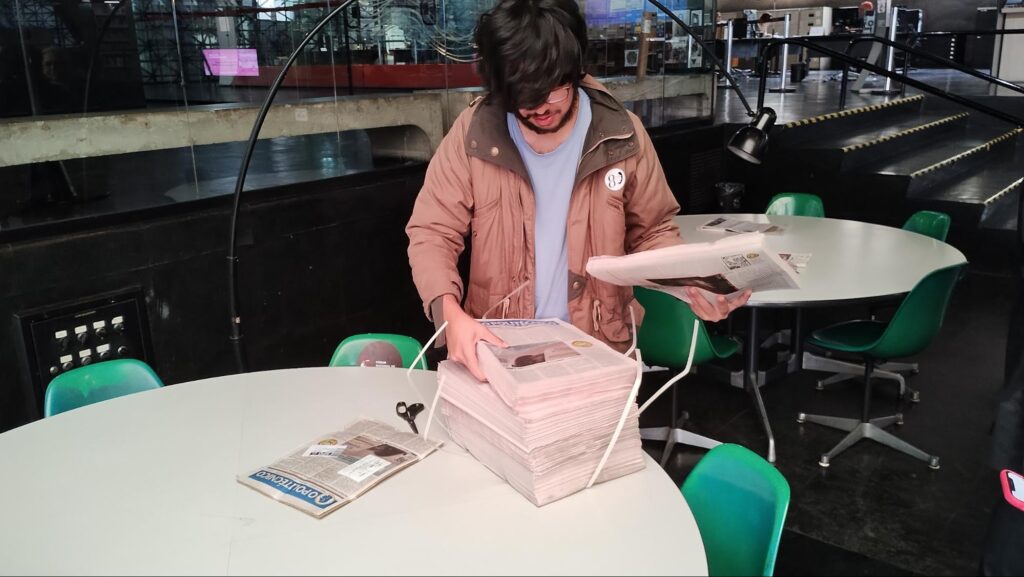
[701,216,785,234]
[586,232,800,303]
[238,419,442,518]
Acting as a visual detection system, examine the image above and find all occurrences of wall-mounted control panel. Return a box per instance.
[16,289,154,412]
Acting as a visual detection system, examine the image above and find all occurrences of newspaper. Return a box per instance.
[238,419,442,518]
[586,232,800,303]
[701,216,785,234]
[473,318,637,410]
[779,252,812,274]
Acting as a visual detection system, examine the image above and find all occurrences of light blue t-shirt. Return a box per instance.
[507,89,592,321]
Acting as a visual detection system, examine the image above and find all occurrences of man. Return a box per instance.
[406,0,749,380]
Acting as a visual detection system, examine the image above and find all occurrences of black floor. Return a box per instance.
[637,270,1014,576]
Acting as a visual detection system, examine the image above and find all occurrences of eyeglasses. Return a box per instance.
[546,85,572,104]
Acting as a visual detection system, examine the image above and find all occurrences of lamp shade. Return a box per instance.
[728,107,777,164]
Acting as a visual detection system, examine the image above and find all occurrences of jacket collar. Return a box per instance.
[463,75,638,184]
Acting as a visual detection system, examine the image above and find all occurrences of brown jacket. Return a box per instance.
[406,76,682,349]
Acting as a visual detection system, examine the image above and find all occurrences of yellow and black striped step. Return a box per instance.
[840,113,969,154]
[909,128,1024,180]
[984,177,1023,207]
[783,94,924,129]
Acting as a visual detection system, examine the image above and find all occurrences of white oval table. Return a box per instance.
[675,214,968,462]
[0,367,707,576]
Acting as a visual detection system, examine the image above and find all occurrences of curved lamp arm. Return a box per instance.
[229,0,358,373]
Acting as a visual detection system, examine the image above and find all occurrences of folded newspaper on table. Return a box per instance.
[586,232,800,302]
[238,419,442,518]
[701,216,785,234]
[439,318,644,506]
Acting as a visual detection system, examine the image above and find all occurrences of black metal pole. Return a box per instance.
[756,38,1024,128]
[228,0,358,373]
[645,0,756,118]
[342,9,354,96]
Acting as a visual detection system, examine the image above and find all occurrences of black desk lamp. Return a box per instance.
[228,0,359,372]
[644,0,777,164]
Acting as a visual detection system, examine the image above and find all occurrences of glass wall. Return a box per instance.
[0,0,716,235]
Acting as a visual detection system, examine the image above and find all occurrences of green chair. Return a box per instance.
[636,287,740,467]
[329,333,427,369]
[798,264,966,469]
[811,210,954,399]
[902,210,951,242]
[44,358,164,417]
[681,443,791,577]
[764,193,825,218]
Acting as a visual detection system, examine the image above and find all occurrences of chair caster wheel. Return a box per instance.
[896,414,904,426]
[819,455,830,467]
[797,413,806,423]
[910,390,921,403]
[928,457,940,470]
[815,381,825,391]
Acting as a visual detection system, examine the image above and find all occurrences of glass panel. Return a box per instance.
[0,0,196,233]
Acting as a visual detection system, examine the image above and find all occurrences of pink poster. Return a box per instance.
[202,49,259,77]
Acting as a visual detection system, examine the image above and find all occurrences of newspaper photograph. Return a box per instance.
[485,340,581,370]
[238,419,442,518]
[586,233,800,303]
[701,216,785,234]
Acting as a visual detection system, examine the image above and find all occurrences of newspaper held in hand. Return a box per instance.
[585,232,800,304]
[701,216,785,234]
[238,419,442,518]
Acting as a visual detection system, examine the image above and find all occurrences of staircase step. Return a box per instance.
[774,94,925,146]
[797,113,972,172]
[909,158,1024,228]
[905,128,1023,196]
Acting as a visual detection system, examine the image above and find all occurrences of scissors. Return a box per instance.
[396,401,425,434]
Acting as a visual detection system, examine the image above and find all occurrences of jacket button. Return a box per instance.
[470,140,478,149]
[572,281,582,289]
[490,147,500,157]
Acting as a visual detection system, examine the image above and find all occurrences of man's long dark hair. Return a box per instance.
[474,0,588,112]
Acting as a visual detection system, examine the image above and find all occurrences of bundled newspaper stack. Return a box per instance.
[438,318,644,506]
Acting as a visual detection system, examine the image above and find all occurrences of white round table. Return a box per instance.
[0,367,707,576]
[675,214,968,462]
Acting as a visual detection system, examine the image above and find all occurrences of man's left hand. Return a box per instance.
[685,288,751,323]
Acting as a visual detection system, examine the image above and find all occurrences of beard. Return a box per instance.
[515,88,579,135]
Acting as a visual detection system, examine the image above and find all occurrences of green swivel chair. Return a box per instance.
[764,192,825,218]
[798,264,965,469]
[329,333,428,369]
[810,211,953,402]
[44,358,164,417]
[902,210,951,242]
[635,287,740,467]
[681,443,791,577]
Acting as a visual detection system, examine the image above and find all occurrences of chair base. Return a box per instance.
[796,412,940,470]
[803,351,920,403]
[640,426,721,468]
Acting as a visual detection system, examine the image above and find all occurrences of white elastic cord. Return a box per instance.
[637,319,700,416]
[587,347,645,489]
[480,281,529,320]
[404,320,452,441]
[406,320,447,383]
[423,373,445,441]
[624,304,638,358]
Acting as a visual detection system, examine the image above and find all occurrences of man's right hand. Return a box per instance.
[442,294,507,381]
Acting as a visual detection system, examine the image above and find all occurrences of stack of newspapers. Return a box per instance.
[438,318,644,506]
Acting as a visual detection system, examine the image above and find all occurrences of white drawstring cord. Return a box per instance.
[624,304,638,358]
[480,281,530,320]
[587,348,645,489]
[637,319,700,416]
